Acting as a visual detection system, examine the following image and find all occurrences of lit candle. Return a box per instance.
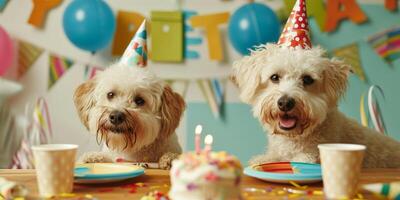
[195,125,202,154]
[204,134,213,154]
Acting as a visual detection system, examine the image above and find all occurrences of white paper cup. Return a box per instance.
[32,144,78,197]
[318,144,366,199]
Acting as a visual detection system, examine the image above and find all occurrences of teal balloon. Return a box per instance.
[228,3,281,55]
[63,0,115,52]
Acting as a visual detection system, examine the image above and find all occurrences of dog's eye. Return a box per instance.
[107,92,115,100]
[270,74,280,83]
[134,96,145,106]
[302,75,314,86]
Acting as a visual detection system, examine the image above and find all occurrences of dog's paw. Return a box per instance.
[133,163,150,169]
[78,151,113,163]
[158,152,180,169]
[249,154,279,166]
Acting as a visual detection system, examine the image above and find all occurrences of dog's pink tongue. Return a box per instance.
[280,117,296,128]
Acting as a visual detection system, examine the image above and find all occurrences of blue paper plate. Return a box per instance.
[74,163,145,183]
[244,162,322,184]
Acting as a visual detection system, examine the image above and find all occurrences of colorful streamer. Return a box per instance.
[368,26,400,63]
[360,85,386,134]
[11,98,53,169]
[211,79,224,113]
[17,40,44,78]
[360,93,368,127]
[197,79,220,119]
[332,43,366,82]
[368,85,386,134]
[48,54,74,89]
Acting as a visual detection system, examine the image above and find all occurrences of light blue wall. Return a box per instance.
[187,5,400,164]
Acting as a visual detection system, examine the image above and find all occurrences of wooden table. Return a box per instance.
[1,169,399,199]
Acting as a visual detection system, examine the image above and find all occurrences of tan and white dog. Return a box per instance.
[231,0,400,168]
[73,21,185,169]
[74,64,185,169]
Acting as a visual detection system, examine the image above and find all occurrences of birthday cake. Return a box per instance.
[169,151,242,200]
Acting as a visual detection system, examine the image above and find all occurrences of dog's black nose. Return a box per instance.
[109,111,125,125]
[278,96,295,112]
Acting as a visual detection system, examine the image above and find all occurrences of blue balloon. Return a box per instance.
[228,3,281,55]
[63,0,115,52]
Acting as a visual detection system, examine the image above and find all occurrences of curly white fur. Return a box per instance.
[73,64,185,169]
[232,44,400,168]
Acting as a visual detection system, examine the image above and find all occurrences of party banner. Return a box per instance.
[197,79,224,119]
[27,0,63,28]
[165,79,190,98]
[48,54,74,89]
[190,12,230,61]
[17,40,44,78]
[151,11,183,62]
[332,43,366,82]
[84,65,103,80]
[184,10,202,59]
[385,0,398,11]
[368,26,400,63]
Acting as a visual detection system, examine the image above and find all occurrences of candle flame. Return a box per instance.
[195,125,202,135]
[204,134,213,145]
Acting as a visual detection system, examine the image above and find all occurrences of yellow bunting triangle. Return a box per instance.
[17,40,44,78]
[333,43,366,82]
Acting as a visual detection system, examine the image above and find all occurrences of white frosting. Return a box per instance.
[168,152,242,200]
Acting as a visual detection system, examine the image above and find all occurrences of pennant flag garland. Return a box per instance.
[197,79,224,119]
[367,26,400,63]
[17,40,44,78]
[84,65,104,80]
[48,54,74,89]
[211,79,224,111]
[164,79,190,98]
[332,43,366,82]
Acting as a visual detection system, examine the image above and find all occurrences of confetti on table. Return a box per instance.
[289,181,308,189]
[243,186,325,199]
[129,188,137,193]
[60,193,76,197]
[121,183,137,189]
[136,182,147,187]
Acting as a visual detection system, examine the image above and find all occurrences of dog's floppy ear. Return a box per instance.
[323,59,352,104]
[73,78,97,129]
[159,86,186,137]
[231,55,263,104]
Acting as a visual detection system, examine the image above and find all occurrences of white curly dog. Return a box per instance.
[74,64,185,169]
[232,44,400,168]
